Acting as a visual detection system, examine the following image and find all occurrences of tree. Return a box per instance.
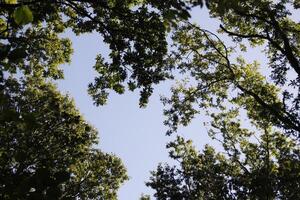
[0,1,208,199]
[140,194,151,200]
[0,76,128,199]
[0,0,206,106]
[0,1,207,198]
[147,132,300,199]
[2,0,300,199]
[146,0,300,199]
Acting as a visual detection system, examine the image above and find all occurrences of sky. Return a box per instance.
[56,6,256,200]
[53,4,300,199]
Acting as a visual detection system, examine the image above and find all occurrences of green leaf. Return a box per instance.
[128,81,137,91]
[0,18,7,36]
[13,5,33,25]
[295,0,300,9]
[5,0,17,4]
[113,83,125,94]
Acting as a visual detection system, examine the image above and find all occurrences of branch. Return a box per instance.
[268,13,300,76]
[235,83,300,133]
[220,25,268,40]
[191,24,300,135]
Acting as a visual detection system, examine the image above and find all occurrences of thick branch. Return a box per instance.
[268,13,300,76]
[235,83,300,133]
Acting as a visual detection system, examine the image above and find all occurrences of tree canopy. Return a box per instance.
[1,0,300,199]
[147,128,300,199]
[0,0,206,106]
[0,1,202,199]
[146,0,300,199]
[0,76,128,199]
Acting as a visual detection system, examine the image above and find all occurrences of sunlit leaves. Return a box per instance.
[13,5,33,25]
[148,1,300,199]
[0,77,128,199]
[148,129,300,199]
[4,0,17,4]
[147,137,231,199]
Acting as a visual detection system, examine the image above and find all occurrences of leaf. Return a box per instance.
[5,0,17,4]
[128,81,137,91]
[0,18,8,37]
[13,5,33,25]
[293,0,300,8]
[113,83,125,94]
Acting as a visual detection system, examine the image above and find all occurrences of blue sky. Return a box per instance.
[56,5,300,200]
[57,7,236,199]
[57,31,209,199]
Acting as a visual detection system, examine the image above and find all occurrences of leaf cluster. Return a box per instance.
[147,1,300,199]
[0,77,128,199]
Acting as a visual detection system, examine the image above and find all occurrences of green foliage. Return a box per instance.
[163,0,300,136]
[4,0,17,4]
[147,0,300,199]
[13,5,33,25]
[140,194,151,200]
[148,132,300,199]
[0,1,207,199]
[2,0,300,199]
[0,77,128,199]
[0,0,206,106]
